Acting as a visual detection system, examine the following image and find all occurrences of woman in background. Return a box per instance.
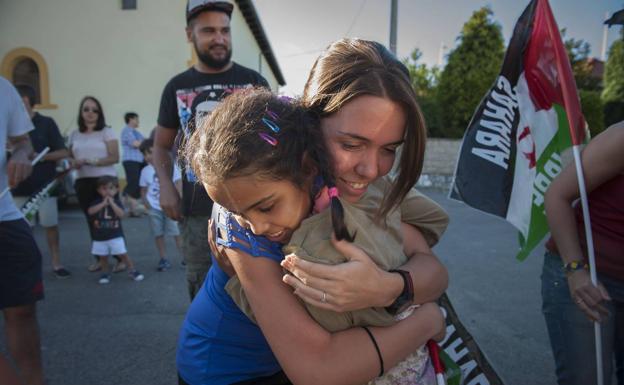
[68,96,124,272]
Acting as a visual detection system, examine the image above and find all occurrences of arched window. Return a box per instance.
[12,57,41,104]
[1,47,56,109]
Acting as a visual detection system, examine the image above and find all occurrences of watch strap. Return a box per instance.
[385,269,414,315]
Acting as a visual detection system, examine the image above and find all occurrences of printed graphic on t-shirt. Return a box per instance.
[90,197,124,241]
[93,207,120,230]
[175,83,252,182]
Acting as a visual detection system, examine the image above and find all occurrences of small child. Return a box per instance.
[87,176,144,284]
[139,139,183,271]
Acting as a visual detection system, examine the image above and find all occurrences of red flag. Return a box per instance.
[526,0,585,145]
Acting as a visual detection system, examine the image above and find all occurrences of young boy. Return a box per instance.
[139,139,183,271]
[87,176,144,284]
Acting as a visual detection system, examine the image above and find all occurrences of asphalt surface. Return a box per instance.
[0,189,557,385]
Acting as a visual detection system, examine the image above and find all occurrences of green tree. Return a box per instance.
[402,49,439,98]
[579,90,604,137]
[436,7,504,138]
[602,37,624,126]
[402,49,442,136]
[562,29,601,91]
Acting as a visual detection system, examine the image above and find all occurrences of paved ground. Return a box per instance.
[0,189,558,385]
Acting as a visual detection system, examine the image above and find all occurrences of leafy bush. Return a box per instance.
[579,90,604,137]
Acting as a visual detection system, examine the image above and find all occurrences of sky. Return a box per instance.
[254,0,624,96]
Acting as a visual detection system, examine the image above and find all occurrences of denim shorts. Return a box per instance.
[148,207,180,237]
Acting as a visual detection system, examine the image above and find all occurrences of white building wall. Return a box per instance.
[0,0,279,140]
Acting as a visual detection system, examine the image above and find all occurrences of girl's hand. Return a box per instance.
[567,269,611,322]
[281,235,393,312]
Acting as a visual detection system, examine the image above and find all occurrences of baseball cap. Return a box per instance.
[186,0,234,22]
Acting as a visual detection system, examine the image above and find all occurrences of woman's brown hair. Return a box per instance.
[77,96,107,133]
[302,38,427,218]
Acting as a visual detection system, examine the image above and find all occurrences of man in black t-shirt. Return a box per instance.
[153,0,269,299]
[12,85,72,279]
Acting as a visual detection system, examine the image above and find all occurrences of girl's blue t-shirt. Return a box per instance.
[176,206,285,385]
[177,258,283,385]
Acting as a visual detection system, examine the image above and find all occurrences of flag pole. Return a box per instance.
[571,145,604,385]
[540,0,604,382]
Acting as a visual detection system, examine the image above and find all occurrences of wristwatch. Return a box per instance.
[385,269,414,315]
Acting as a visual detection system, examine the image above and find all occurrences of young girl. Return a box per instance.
[184,87,441,384]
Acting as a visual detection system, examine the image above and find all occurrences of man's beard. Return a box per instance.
[194,41,232,70]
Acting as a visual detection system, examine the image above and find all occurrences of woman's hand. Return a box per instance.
[71,158,86,169]
[280,235,399,312]
[567,270,611,322]
[207,219,236,277]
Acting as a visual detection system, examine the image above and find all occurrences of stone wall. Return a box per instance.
[417,138,462,189]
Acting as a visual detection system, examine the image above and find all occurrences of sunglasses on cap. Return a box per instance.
[186,0,233,22]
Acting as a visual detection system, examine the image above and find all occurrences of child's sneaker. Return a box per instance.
[129,270,144,282]
[157,258,172,272]
[98,273,111,284]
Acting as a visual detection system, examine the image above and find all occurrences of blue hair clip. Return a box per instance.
[261,117,280,133]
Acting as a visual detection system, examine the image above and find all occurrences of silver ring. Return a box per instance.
[321,291,327,303]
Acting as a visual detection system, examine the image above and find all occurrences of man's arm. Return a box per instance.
[42,148,69,162]
[152,126,182,220]
[42,119,70,162]
[7,134,33,188]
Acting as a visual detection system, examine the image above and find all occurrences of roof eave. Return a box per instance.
[234,0,286,86]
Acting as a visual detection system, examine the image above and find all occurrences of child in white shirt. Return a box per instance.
[139,139,183,271]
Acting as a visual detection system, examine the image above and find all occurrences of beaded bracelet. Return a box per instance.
[563,260,588,275]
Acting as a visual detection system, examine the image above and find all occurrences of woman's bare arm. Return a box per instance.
[544,123,624,321]
[228,247,445,385]
[88,139,119,166]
